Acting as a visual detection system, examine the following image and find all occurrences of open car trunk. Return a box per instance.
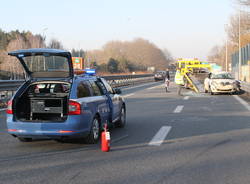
[14,82,71,122]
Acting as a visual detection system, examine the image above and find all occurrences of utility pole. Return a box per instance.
[238,10,241,80]
[226,38,228,72]
[225,24,228,72]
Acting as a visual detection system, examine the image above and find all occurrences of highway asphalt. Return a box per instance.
[1,81,250,184]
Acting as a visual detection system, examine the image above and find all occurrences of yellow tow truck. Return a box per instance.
[177,59,211,93]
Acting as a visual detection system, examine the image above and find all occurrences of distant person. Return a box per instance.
[174,68,184,96]
[165,68,170,92]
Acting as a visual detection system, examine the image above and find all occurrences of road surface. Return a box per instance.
[0,81,250,184]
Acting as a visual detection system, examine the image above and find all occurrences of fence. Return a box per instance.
[231,44,250,82]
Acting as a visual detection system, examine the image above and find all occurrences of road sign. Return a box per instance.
[72,57,83,69]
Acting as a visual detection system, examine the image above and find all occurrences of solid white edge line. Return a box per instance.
[233,95,250,111]
[183,96,190,100]
[149,126,172,146]
[147,84,164,90]
[122,82,161,91]
[122,93,135,98]
[173,105,184,113]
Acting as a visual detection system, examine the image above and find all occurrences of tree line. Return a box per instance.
[85,38,173,74]
[0,29,173,79]
[0,29,65,79]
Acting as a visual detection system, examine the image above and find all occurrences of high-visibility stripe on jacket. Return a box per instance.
[175,71,184,85]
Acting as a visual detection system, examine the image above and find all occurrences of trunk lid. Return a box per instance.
[8,48,74,80]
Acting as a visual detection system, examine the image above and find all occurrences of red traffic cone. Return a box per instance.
[101,124,110,152]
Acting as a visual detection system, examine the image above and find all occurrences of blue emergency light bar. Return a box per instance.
[84,69,96,75]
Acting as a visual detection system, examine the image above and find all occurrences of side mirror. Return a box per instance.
[114,88,122,94]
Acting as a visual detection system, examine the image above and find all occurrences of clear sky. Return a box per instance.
[0,0,236,60]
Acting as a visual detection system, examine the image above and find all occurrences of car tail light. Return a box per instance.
[68,100,81,115]
[6,100,13,114]
[8,129,17,132]
[58,130,75,133]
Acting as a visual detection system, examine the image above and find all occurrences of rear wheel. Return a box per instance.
[115,106,126,128]
[85,117,100,144]
[18,137,32,142]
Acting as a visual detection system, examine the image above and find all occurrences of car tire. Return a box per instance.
[115,106,126,128]
[85,116,100,144]
[18,137,32,142]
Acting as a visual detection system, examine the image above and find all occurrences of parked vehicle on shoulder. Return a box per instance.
[6,48,126,143]
[204,71,240,95]
[154,71,166,81]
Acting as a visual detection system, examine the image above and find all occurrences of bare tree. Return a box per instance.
[47,39,64,49]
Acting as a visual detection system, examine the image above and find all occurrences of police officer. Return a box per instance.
[174,68,184,96]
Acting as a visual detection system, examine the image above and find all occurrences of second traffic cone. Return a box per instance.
[101,124,110,152]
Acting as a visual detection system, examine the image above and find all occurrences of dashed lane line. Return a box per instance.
[122,93,135,98]
[233,95,250,111]
[148,126,172,146]
[173,105,184,113]
[183,96,190,100]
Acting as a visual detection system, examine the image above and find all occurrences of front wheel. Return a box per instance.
[115,106,126,128]
[84,117,100,144]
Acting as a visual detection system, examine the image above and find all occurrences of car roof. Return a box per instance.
[8,48,70,56]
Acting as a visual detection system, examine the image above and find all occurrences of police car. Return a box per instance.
[6,48,126,143]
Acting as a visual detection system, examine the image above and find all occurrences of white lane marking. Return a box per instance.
[173,105,184,113]
[122,93,135,98]
[0,108,6,112]
[147,84,164,90]
[183,96,190,100]
[233,95,250,111]
[149,126,172,146]
[122,82,161,90]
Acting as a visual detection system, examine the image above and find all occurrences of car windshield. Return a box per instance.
[23,55,69,73]
[211,73,234,79]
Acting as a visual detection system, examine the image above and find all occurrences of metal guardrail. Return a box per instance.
[0,74,154,108]
[103,74,154,88]
[0,74,154,92]
[0,80,25,91]
[240,82,250,93]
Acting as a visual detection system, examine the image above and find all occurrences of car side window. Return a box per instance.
[77,82,91,98]
[89,80,102,96]
[101,79,114,94]
[96,80,107,95]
